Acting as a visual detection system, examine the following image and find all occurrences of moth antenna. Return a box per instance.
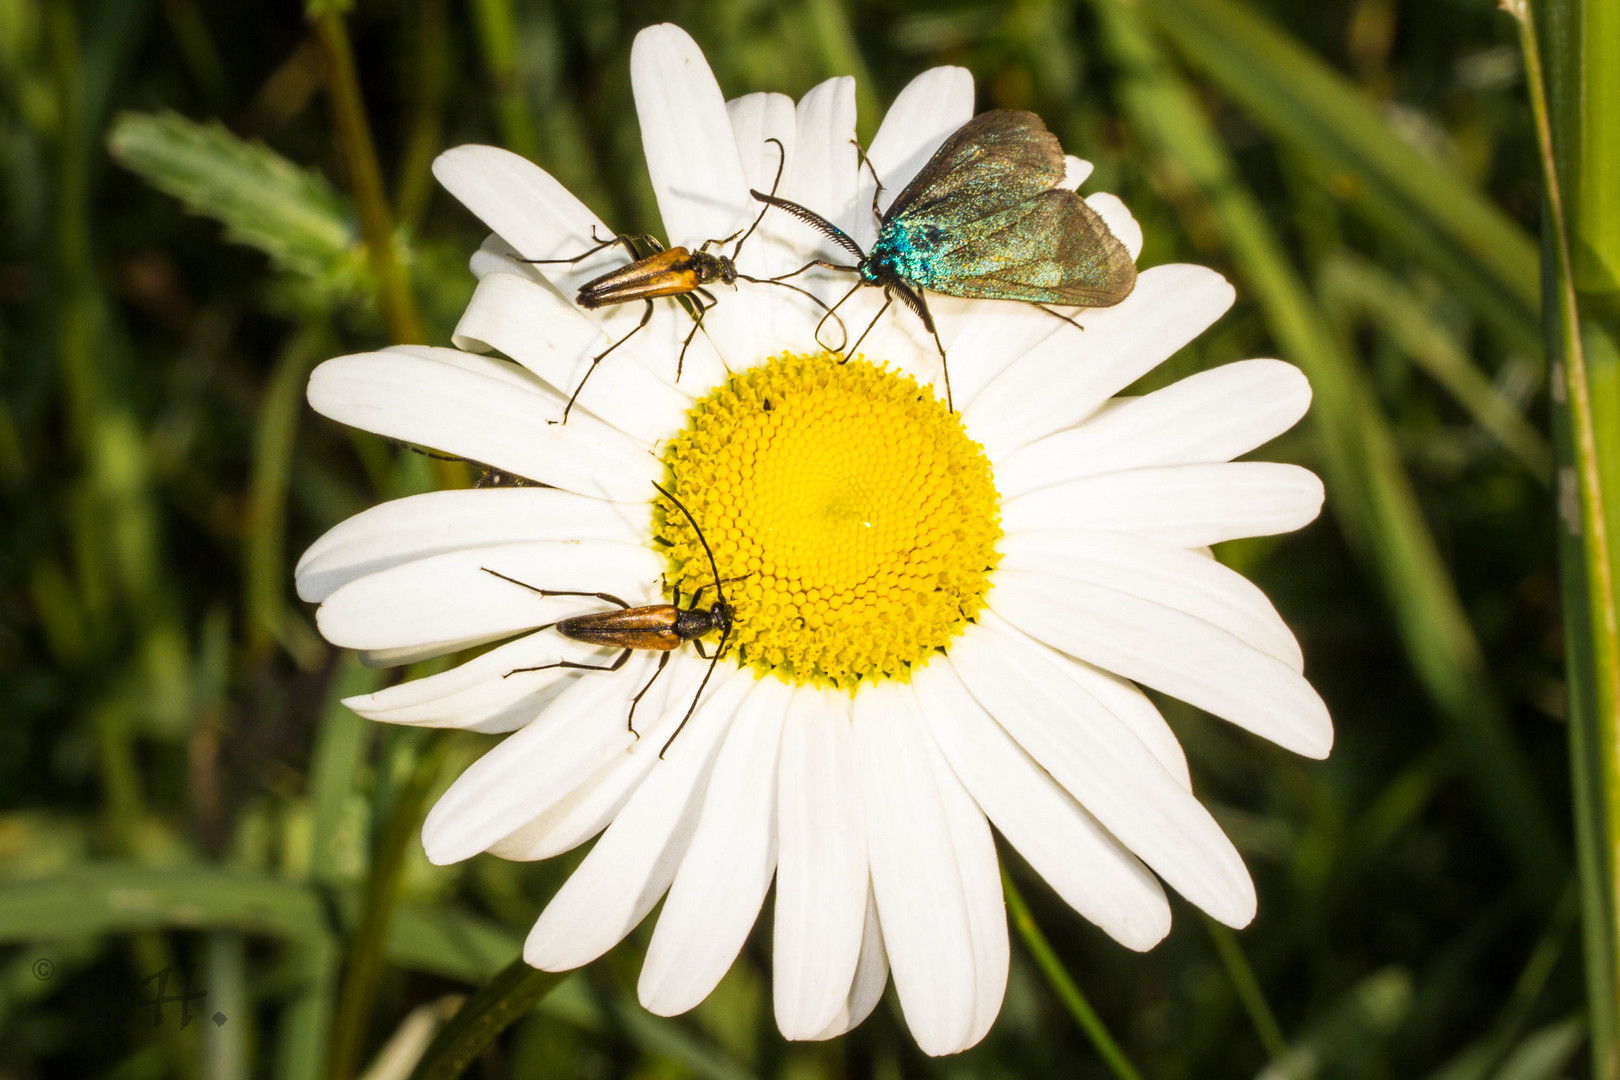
[846,289,893,361]
[734,272,850,346]
[817,279,863,354]
[749,190,866,262]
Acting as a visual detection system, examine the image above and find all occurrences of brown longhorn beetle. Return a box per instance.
[528,139,840,422]
[480,481,741,757]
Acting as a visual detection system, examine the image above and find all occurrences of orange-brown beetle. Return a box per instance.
[529,140,839,422]
[481,481,738,756]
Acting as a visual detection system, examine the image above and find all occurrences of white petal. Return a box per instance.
[991,570,1333,758]
[807,885,889,1041]
[359,640,497,669]
[631,25,752,249]
[306,351,658,502]
[910,661,1171,950]
[490,656,714,860]
[313,540,662,653]
[640,677,791,1015]
[420,652,658,865]
[854,681,976,1056]
[295,487,645,603]
[452,272,691,435]
[489,753,634,860]
[950,618,1257,926]
[1049,658,1191,791]
[782,77,860,267]
[942,299,1069,411]
[859,66,975,248]
[919,713,1007,1050]
[773,689,869,1039]
[729,92,797,193]
[726,92,801,280]
[1060,155,1094,189]
[965,264,1237,456]
[995,359,1313,496]
[431,145,623,298]
[1084,192,1142,261]
[343,631,602,733]
[999,531,1304,671]
[999,462,1326,547]
[469,232,549,284]
[524,665,754,970]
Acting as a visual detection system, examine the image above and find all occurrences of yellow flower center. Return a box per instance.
[657,352,1001,690]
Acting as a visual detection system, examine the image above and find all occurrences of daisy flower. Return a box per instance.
[295,23,1331,1056]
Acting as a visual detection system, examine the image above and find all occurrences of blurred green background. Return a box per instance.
[0,0,1608,1077]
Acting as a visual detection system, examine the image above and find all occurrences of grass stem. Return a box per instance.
[1002,871,1146,1080]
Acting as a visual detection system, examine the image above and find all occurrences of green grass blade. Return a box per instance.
[204,932,250,1080]
[385,903,524,986]
[0,866,329,940]
[326,733,451,1080]
[611,1004,762,1080]
[1512,1,1620,1075]
[1095,0,1563,895]
[1317,254,1552,481]
[276,935,340,1080]
[1003,871,1146,1080]
[468,0,539,164]
[406,956,568,1080]
[1256,968,1413,1080]
[1491,1017,1587,1080]
[311,9,423,344]
[244,329,328,665]
[308,655,379,888]
[1205,917,1288,1061]
[1131,0,1541,354]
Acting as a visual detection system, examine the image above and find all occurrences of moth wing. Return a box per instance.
[927,191,1138,307]
[882,110,1066,230]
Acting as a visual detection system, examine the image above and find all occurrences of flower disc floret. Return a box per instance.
[659,351,1002,690]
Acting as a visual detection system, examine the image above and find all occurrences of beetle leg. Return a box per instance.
[624,651,673,738]
[675,288,717,381]
[522,227,637,266]
[478,568,633,609]
[561,300,654,423]
[503,647,632,679]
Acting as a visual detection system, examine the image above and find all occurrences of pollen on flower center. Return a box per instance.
[658,351,1002,689]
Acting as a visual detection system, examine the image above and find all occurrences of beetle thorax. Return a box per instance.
[691,251,735,286]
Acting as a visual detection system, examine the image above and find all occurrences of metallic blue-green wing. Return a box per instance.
[882,110,1066,230]
[922,190,1137,306]
[873,110,1136,307]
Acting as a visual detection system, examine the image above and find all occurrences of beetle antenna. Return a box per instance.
[652,481,724,610]
[730,138,788,260]
[652,479,733,760]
